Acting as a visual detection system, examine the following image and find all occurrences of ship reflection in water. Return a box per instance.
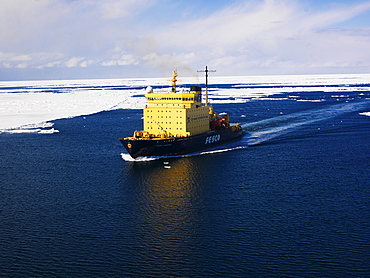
[125,158,205,273]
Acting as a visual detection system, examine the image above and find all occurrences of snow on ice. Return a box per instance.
[1,74,370,133]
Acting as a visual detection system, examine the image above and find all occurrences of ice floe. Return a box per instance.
[1,73,370,133]
[2,122,59,134]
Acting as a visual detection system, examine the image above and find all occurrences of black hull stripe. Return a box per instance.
[120,129,243,158]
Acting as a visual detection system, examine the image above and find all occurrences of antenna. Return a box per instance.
[197,66,216,106]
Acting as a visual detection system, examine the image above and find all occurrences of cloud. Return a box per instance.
[0,51,54,68]
[147,0,370,74]
[154,1,298,51]
[1,0,370,79]
[37,61,62,69]
[10,55,32,61]
[299,2,370,30]
[16,63,28,69]
[80,60,95,68]
[100,0,157,19]
[65,57,87,68]
[101,53,139,66]
[0,0,155,71]
[0,0,156,53]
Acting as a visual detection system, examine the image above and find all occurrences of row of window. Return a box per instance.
[146,110,184,113]
[147,116,183,119]
[147,97,194,101]
[150,104,187,107]
[147,126,183,130]
[147,121,185,125]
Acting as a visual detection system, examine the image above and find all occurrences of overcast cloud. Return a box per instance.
[1,0,370,80]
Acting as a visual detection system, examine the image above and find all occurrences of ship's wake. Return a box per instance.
[243,101,368,146]
[121,101,369,162]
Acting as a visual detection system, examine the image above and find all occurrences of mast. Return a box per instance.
[170,70,178,92]
[198,66,216,106]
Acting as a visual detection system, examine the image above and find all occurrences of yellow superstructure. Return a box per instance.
[143,77,210,137]
[121,68,243,158]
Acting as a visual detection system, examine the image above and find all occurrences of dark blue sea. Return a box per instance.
[1,82,370,277]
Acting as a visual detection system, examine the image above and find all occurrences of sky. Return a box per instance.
[1,0,370,81]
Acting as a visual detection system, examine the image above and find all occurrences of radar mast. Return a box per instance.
[198,66,216,106]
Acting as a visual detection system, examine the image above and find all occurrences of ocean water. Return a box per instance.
[1,80,370,277]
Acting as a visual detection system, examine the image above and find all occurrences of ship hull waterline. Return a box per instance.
[120,128,243,159]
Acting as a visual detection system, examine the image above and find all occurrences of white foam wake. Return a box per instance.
[199,146,247,155]
[244,101,369,145]
[120,153,158,162]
